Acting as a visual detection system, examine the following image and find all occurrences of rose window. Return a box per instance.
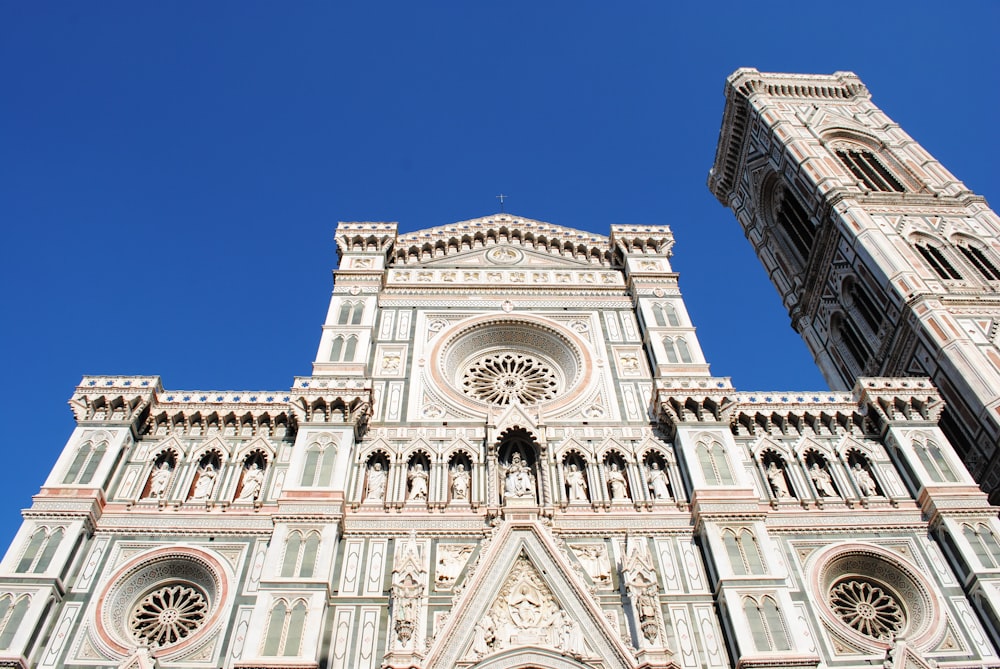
[829,578,904,640]
[462,353,558,404]
[129,584,210,647]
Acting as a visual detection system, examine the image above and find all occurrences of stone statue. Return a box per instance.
[148,462,172,499]
[408,463,429,501]
[504,452,535,500]
[391,572,423,645]
[646,461,671,500]
[765,461,790,498]
[236,462,264,501]
[809,462,837,497]
[366,461,387,501]
[607,462,629,501]
[471,611,496,658]
[564,462,588,502]
[450,462,470,501]
[852,462,879,496]
[191,463,217,501]
[573,544,611,585]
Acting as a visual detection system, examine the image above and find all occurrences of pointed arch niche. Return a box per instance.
[496,428,542,507]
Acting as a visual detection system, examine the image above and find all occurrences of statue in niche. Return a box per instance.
[852,462,880,496]
[765,461,791,498]
[809,462,838,497]
[191,462,218,501]
[366,461,387,501]
[564,463,588,502]
[607,462,630,501]
[408,462,429,501]
[450,462,470,501]
[391,571,423,645]
[646,461,671,500]
[148,461,172,499]
[236,462,264,501]
[503,451,535,500]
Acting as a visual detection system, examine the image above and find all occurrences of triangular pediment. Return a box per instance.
[884,639,937,669]
[424,521,634,669]
[491,402,540,434]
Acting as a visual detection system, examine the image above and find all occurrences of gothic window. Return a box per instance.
[913,438,959,483]
[743,595,790,651]
[833,314,870,375]
[330,335,358,362]
[337,301,365,325]
[723,528,765,575]
[697,440,734,485]
[662,336,693,364]
[300,441,336,487]
[0,594,30,650]
[916,244,962,280]
[62,440,106,485]
[846,281,882,335]
[775,189,815,261]
[652,303,680,327]
[835,149,906,192]
[281,531,320,578]
[958,245,1000,281]
[262,599,307,656]
[962,523,1000,568]
[16,527,63,574]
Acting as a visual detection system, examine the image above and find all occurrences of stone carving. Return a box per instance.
[572,544,612,586]
[502,452,536,501]
[435,544,473,588]
[765,461,791,498]
[191,463,217,501]
[381,354,401,373]
[450,463,470,502]
[622,537,662,646]
[390,533,426,650]
[809,462,838,497]
[408,463,429,501]
[366,461,387,501]
[852,462,880,496]
[646,462,671,500]
[607,462,630,501]
[564,463,589,502]
[148,462,172,500]
[236,462,264,502]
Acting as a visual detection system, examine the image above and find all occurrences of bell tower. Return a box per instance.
[709,68,1000,500]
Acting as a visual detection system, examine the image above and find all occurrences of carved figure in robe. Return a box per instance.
[607,462,630,501]
[809,462,837,497]
[765,461,790,498]
[408,463,429,501]
[391,572,423,644]
[366,461,387,501]
[646,461,671,500]
[450,462,470,501]
[564,462,588,502]
[852,462,879,496]
[236,462,264,501]
[191,463,217,500]
[471,611,496,657]
[148,462,172,499]
[503,452,535,499]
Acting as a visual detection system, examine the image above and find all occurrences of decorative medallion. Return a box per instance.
[463,353,558,405]
[487,246,523,264]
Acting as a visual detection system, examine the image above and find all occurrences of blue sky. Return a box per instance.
[1,2,997,547]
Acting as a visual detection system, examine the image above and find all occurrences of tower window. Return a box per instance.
[848,283,882,335]
[958,246,1000,281]
[775,190,815,260]
[836,316,871,374]
[835,149,906,192]
[916,244,962,280]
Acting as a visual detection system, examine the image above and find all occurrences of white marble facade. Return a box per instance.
[0,73,999,669]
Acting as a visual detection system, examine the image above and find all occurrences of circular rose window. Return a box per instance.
[129,583,210,646]
[430,316,593,411]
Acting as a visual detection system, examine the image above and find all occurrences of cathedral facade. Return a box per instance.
[2,72,1000,669]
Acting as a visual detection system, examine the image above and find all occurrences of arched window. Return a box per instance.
[762,596,791,650]
[62,440,106,485]
[833,314,870,375]
[697,441,734,486]
[846,281,882,335]
[963,523,1000,568]
[0,594,30,650]
[301,441,336,487]
[914,438,959,483]
[662,336,693,364]
[652,303,680,327]
[743,595,789,652]
[330,335,359,362]
[281,530,321,578]
[775,189,815,261]
[723,528,764,575]
[916,244,962,280]
[835,149,905,192]
[337,301,364,325]
[262,599,308,656]
[16,527,64,574]
[958,245,1000,281]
